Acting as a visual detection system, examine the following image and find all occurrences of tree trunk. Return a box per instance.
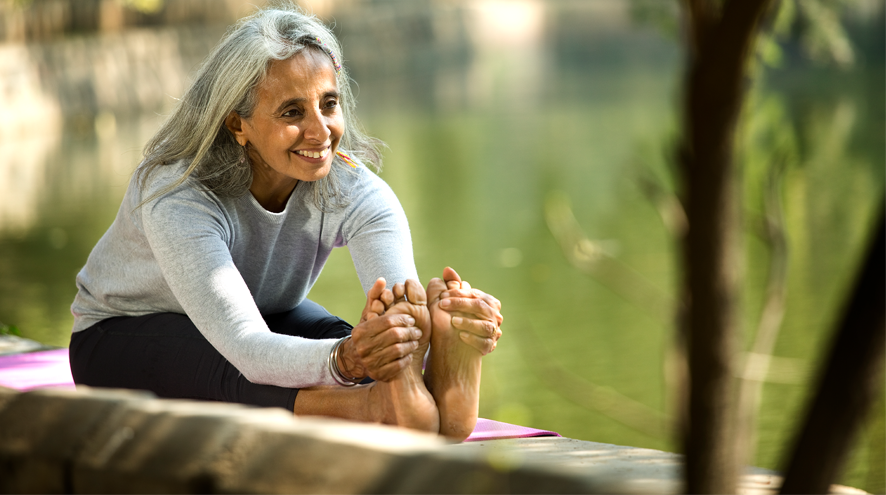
[779,204,886,494]
[678,0,775,492]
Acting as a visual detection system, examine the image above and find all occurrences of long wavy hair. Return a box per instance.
[136,3,382,210]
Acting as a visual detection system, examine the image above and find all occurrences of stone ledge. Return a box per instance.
[0,386,867,494]
[0,386,590,494]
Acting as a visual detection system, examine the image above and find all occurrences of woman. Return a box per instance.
[69,5,502,441]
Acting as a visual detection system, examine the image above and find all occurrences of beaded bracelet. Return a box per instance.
[328,335,362,386]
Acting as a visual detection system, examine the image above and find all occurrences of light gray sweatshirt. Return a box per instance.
[71,161,417,388]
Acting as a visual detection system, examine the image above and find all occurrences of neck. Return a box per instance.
[249,170,298,213]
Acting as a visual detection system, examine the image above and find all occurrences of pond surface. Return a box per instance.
[0,2,882,490]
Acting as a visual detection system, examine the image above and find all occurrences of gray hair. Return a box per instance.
[137,3,382,210]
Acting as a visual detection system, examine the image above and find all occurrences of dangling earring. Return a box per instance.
[239,143,248,166]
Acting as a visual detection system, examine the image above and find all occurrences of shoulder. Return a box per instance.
[138,161,223,208]
[136,161,232,232]
[340,164,400,212]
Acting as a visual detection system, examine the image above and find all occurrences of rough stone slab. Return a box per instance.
[0,387,154,493]
[450,437,867,494]
[0,387,868,494]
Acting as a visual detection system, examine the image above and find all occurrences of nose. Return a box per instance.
[302,108,331,144]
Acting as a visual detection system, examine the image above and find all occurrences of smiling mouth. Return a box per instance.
[294,147,330,159]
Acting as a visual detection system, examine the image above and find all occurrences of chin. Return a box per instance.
[299,163,333,183]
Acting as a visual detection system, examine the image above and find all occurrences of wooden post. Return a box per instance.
[678,0,775,492]
[779,205,886,494]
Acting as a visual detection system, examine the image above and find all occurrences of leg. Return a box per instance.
[69,313,300,409]
[425,270,483,441]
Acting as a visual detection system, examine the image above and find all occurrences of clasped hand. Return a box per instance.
[338,268,502,382]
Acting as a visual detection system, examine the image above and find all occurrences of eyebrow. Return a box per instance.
[274,91,340,114]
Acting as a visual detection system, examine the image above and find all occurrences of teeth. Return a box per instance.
[297,148,329,159]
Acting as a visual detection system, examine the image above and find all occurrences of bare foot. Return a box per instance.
[368,279,438,432]
[425,268,483,441]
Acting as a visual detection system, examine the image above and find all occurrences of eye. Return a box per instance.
[324,98,339,110]
[282,108,302,118]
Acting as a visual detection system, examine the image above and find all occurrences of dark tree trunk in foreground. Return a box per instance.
[779,205,886,494]
[678,0,775,492]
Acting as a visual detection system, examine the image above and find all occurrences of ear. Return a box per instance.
[224,111,248,146]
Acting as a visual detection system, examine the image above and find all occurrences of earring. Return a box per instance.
[239,143,248,165]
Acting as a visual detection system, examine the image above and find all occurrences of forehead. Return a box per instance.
[256,49,338,105]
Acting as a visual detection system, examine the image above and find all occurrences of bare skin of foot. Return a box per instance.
[375,279,438,431]
[293,279,438,433]
[424,268,486,441]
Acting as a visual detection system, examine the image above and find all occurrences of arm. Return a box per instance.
[140,186,341,389]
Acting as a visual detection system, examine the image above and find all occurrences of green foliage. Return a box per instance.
[0,322,22,337]
[628,0,858,69]
[10,0,164,14]
[120,0,164,14]
[628,0,680,39]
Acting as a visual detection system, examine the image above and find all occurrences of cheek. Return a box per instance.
[331,117,345,140]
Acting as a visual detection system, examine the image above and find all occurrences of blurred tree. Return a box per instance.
[676,1,778,492]
[778,206,884,493]
[672,0,880,493]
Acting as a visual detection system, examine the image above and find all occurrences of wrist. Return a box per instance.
[328,336,362,386]
[337,336,365,380]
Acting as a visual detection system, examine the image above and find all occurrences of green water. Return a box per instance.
[0,3,882,491]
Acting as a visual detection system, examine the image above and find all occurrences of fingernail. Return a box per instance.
[413,329,423,340]
[440,299,450,308]
[452,316,463,326]
[406,317,416,326]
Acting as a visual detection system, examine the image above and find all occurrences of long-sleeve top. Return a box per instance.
[70,161,417,388]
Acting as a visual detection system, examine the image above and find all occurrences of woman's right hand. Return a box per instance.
[339,314,423,382]
[339,278,423,382]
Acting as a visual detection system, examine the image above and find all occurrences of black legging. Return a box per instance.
[69,299,352,411]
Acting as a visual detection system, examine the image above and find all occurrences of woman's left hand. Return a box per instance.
[433,267,503,355]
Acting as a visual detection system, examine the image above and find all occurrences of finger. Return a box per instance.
[451,315,497,339]
[460,280,472,290]
[439,287,502,313]
[370,354,414,382]
[404,279,427,305]
[353,314,416,341]
[355,323,423,360]
[360,336,421,380]
[368,299,386,317]
[361,278,389,322]
[367,277,386,301]
[443,266,462,290]
[459,331,495,355]
[363,339,419,367]
[471,289,502,311]
[438,297,497,321]
[438,288,475,299]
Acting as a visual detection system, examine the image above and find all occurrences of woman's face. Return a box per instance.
[228,49,344,190]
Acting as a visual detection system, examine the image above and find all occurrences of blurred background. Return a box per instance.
[0,0,882,491]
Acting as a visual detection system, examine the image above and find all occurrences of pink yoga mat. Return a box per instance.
[0,348,74,391]
[0,349,558,441]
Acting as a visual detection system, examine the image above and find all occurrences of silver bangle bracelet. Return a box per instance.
[328,335,362,387]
